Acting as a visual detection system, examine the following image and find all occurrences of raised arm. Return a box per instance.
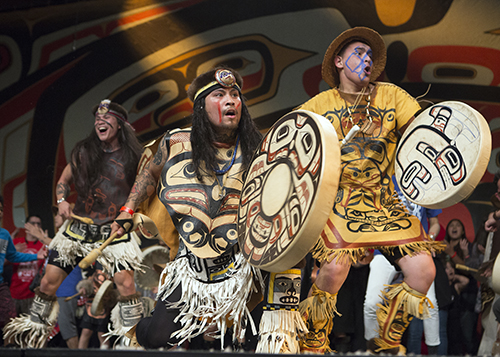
[111,134,170,236]
[428,216,440,240]
[56,163,73,220]
[3,230,38,263]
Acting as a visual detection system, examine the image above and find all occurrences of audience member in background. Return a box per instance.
[445,258,471,355]
[56,266,83,348]
[477,171,500,355]
[10,215,46,315]
[77,266,114,349]
[443,218,479,355]
[0,195,46,345]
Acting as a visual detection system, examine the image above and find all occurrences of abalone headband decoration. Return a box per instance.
[193,69,241,102]
[96,99,129,124]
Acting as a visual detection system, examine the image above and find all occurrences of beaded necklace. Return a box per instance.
[213,135,239,174]
[213,135,239,200]
[341,88,376,146]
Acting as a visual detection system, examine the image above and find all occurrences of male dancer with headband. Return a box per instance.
[297,27,443,354]
[4,100,144,347]
[112,67,263,349]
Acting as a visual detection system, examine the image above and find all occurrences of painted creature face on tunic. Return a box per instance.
[158,131,244,259]
[336,132,410,233]
[339,139,388,210]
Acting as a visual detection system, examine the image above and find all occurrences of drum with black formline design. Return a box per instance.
[238,110,341,272]
[395,101,491,209]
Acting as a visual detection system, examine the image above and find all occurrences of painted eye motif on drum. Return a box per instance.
[240,177,262,206]
[293,124,317,176]
[268,119,297,162]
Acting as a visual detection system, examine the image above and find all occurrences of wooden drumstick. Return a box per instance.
[64,292,81,302]
[78,220,134,269]
[455,264,478,273]
[71,214,94,225]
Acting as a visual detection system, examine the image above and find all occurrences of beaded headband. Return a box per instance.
[193,69,241,102]
[96,99,129,124]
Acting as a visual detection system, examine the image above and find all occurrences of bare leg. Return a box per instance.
[113,270,136,296]
[78,328,93,349]
[40,264,68,296]
[397,252,435,294]
[65,335,78,349]
[98,331,109,349]
[314,258,351,295]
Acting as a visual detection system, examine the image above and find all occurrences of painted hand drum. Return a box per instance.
[238,110,340,272]
[134,244,170,290]
[395,101,491,209]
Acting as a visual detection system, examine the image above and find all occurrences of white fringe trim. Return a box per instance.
[49,220,143,275]
[3,301,59,348]
[157,252,259,348]
[255,310,308,354]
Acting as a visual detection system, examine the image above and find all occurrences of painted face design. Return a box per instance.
[238,112,322,268]
[343,42,373,84]
[204,87,242,134]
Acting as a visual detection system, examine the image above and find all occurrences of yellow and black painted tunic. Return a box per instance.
[299,82,443,263]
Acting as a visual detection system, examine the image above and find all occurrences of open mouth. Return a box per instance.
[364,65,372,76]
[225,108,236,117]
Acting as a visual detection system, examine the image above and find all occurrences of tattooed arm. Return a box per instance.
[56,163,73,220]
[111,134,170,237]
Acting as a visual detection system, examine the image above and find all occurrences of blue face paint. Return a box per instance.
[345,46,373,81]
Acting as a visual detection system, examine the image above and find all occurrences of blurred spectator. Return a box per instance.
[77,267,114,349]
[332,256,371,352]
[442,218,479,355]
[56,266,83,348]
[477,171,500,355]
[445,258,471,355]
[0,195,46,345]
[10,215,46,315]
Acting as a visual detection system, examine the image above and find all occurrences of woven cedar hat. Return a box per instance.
[322,27,387,88]
[187,66,243,103]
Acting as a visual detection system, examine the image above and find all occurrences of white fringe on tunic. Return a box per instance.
[157,252,261,349]
[49,220,143,275]
[255,309,308,354]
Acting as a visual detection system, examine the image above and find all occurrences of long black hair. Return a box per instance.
[71,121,142,197]
[190,96,262,181]
[444,218,468,260]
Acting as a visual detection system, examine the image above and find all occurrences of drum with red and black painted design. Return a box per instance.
[238,110,341,272]
[395,101,491,209]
